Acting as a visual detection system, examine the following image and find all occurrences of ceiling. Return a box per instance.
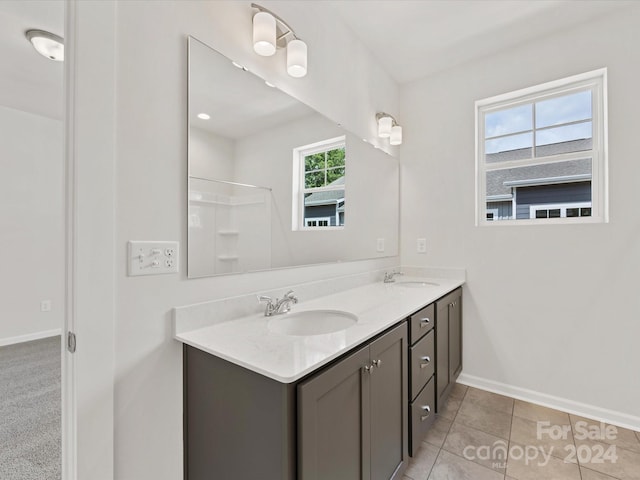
[190,37,314,139]
[0,0,63,120]
[0,0,634,121]
[327,0,634,85]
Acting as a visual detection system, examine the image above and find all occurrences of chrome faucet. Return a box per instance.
[258,290,298,316]
[383,270,404,283]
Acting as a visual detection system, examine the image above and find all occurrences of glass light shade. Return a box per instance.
[253,12,276,56]
[378,116,393,138]
[26,30,64,61]
[287,39,307,78]
[390,125,403,145]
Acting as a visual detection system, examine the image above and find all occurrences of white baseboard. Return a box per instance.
[0,328,62,347]
[457,372,640,433]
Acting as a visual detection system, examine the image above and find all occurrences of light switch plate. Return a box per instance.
[376,238,385,253]
[128,241,179,276]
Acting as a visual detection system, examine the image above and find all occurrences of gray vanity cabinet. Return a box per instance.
[435,287,462,410]
[298,322,409,480]
[184,346,297,480]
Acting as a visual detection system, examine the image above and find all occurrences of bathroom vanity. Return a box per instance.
[175,274,463,479]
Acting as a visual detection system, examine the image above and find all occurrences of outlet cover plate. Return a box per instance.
[128,241,179,276]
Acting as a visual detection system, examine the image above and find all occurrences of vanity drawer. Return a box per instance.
[409,376,435,456]
[410,330,434,401]
[409,303,434,344]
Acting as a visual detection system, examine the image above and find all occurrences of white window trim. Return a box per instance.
[475,68,608,226]
[292,135,346,231]
[529,202,592,219]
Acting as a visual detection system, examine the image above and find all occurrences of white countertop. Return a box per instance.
[175,276,464,383]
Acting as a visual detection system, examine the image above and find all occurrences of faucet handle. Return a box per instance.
[283,290,298,303]
[258,295,273,303]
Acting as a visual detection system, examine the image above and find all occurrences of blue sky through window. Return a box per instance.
[485,89,592,154]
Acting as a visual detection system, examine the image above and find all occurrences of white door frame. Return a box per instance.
[63,1,116,478]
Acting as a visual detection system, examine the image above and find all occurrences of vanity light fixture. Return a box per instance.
[251,3,308,78]
[25,29,64,61]
[376,112,403,146]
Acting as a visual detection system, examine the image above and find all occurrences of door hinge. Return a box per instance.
[67,331,77,353]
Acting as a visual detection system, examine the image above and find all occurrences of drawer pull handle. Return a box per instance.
[420,356,431,368]
[419,317,431,328]
[420,405,431,421]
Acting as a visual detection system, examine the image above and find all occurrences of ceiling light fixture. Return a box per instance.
[25,29,64,62]
[251,3,307,78]
[376,112,403,146]
[197,113,211,120]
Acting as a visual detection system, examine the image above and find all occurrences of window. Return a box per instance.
[476,69,608,225]
[292,136,346,230]
[529,202,592,219]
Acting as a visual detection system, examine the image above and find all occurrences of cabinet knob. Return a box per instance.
[363,364,373,374]
[372,359,382,368]
[420,405,431,421]
[420,356,431,368]
[419,317,431,328]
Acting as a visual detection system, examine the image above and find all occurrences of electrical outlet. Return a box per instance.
[417,238,427,254]
[128,241,179,276]
[40,300,51,312]
[376,238,385,253]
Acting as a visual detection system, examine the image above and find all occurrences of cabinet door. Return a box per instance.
[298,345,371,480]
[369,323,408,480]
[449,290,462,380]
[435,298,450,403]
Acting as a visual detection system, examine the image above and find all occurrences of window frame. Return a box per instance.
[292,135,346,231]
[475,69,608,226]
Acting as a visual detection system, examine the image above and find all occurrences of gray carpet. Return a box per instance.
[0,336,61,480]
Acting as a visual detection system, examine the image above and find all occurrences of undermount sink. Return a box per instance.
[394,281,439,288]
[268,310,358,336]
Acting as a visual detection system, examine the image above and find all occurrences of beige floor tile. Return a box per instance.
[449,383,468,401]
[570,415,640,453]
[442,421,508,473]
[405,442,440,480]
[513,399,570,426]
[438,396,462,421]
[580,466,621,480]
[510,415,575,460]
[455,399,512,439]
[428,450,503,480]
[506,447,581,480]
[572,437,640,480]
[424,415,452,448]
[464,387,514,415]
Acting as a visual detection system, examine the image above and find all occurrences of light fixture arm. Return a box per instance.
[251,3,300,47]
[376,112,399,127]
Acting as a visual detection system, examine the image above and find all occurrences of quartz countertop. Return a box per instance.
[174,276,464,383]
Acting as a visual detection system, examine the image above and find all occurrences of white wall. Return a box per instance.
[400,5,640,426]
[88,2,400,479]
[0,105,63,343]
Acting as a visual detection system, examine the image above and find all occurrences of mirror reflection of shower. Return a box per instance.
[189,177,271,277]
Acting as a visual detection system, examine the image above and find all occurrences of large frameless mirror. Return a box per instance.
[188,36,399,277]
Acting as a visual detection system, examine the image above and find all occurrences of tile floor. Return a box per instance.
[404,384,640,480]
